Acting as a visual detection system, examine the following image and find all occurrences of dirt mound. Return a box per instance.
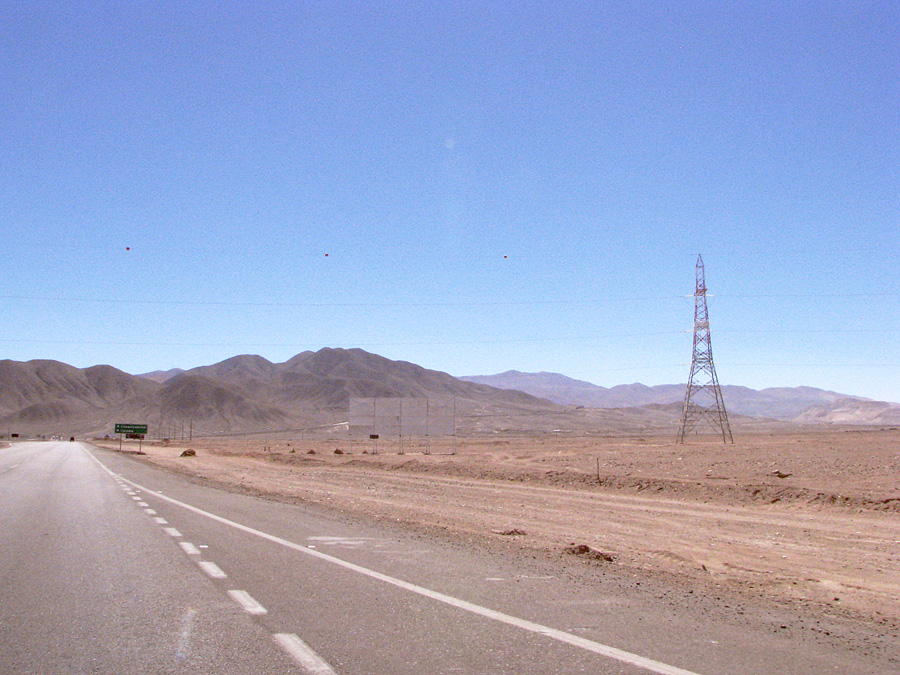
[563,543,615,562]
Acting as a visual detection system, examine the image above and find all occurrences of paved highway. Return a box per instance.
[1,441,893,674]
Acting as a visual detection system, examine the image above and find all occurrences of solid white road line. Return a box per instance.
[228,589,268,615]
[179,542,202,555]
[198,561,227,579]
[273,633,337,675]
[89,449,704,675]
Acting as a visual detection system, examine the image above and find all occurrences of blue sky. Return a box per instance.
[1,2,898,400]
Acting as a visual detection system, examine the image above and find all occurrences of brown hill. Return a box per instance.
[462,371,874,420]
[137,368,185,383]
[793,398,900,425]
[279,348,544,408]
[159,374,290,432]
[189,354,280,392]
[177,348,549,412]
[0,359,159,435]
[0,349,558,437]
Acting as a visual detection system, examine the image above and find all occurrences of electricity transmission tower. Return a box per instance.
[677,255,733,443]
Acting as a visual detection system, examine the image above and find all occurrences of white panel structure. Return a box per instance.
[349,397,456,438]
[422,398,456,437]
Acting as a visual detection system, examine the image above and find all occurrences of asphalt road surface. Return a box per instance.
[1,441,894,674]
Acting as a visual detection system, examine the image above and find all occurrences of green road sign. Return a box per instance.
[115,423,148,435]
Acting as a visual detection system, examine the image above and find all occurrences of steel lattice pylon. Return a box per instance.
[677,255,733,444]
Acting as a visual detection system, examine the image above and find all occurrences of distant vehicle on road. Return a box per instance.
[69,437,75,442]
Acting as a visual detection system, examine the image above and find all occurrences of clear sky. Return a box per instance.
[1,2,898,401]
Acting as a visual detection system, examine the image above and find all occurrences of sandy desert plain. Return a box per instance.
[98,424,900,640]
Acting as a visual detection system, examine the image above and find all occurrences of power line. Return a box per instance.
[0,294,680,308]
[0,331,686,348]
[718,329,900,334]
[2,290,898,308]
[3,324,900,349]
[3,324,898,349]
[724,363,900,368]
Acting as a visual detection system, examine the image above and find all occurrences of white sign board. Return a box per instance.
[349,397,455,437]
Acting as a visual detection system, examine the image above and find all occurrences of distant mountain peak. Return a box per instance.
[459,370,876,420]
[137,368,185,384]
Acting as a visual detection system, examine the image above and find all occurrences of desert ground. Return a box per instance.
[97,427,900,634]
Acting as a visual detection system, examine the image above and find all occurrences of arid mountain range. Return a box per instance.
[1,349,898,438]
[460,370,900,422]
[0,349,550,437]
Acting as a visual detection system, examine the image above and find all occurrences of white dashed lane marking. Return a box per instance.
[228,589,268,615]
[153,517,168,524]
[198,561,227,579]
[95,456,703,675]
[273,633,337,675]
[179,542,201,555]
[164,527,182,538]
